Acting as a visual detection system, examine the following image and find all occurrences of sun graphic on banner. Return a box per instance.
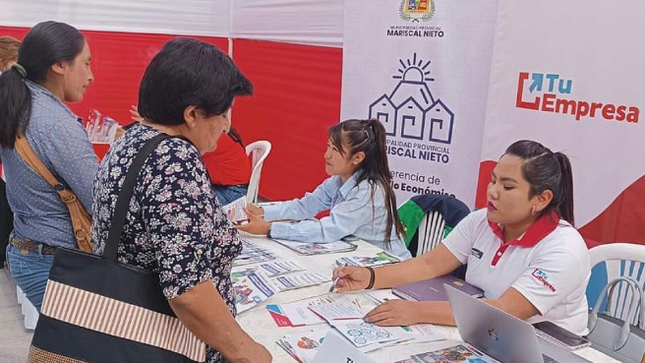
[392,53,435,84]
[369,52,454,145]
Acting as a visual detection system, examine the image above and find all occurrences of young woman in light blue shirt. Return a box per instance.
[237,119,411,260]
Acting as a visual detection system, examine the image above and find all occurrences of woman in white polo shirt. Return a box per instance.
[333,140,591,336]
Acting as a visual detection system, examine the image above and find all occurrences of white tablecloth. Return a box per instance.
[235,235,618,363]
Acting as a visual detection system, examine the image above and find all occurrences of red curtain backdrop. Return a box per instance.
[232,39,343,201]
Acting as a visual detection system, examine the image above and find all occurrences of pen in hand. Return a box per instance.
[329,262,348,293]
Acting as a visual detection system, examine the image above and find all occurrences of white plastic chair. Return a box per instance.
[16,286,38,330]
[588,243,645,329]
[245,140,271,204]
[416,211,445,256]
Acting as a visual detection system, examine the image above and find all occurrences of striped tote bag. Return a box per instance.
[28,134,206,363]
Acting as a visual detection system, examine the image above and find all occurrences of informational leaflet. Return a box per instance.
[221,196,248,223]
[410,344,500,363]
[271,238,357,255]
[403,324,444,344]
[277,325,332,363]
[231,270,277,314]
[335,251,400,268]
[259,260,305,277]
[308,300,365,321]
[329,320,410,348]
[267,295,339,327]
[234,239,278,267]
[273,272,330,291]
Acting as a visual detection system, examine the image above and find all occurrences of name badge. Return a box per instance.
[471,248,483,259]
[312,330,377,363]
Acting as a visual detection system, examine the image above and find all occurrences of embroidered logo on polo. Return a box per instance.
[531,268,556,292]
[470,248,483,259]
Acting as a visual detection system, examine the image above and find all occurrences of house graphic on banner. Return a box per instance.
[369,53,454,144]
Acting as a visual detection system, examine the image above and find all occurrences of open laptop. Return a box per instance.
[445,284,591,363]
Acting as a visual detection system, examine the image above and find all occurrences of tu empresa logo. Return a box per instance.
[516,72,640,123]
[369,53,453,164]
[531,268,556,292]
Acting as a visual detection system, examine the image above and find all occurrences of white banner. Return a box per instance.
[0,0,230,36]
[231,0,343,47]
[481,0,645,237]
[341,0,498,207]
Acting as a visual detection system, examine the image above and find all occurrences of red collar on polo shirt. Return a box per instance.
[487,210,560,266]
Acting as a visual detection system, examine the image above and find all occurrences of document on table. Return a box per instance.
[267,295,340,327]
[403,323,445,344]
[234,239,278,266]
[277,325,332,363]
[272,272,330,291]
[329,320,410,348]
[335,251,400,268]
[409,344,501,363]
[271,238,357,255]
[232,270,277,314]
[259,260,305,277]
[308,300,366,321]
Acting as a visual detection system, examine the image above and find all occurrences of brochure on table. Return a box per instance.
[231,270,277,314]
[234,239,278,267]
[271,238,357,255]
[335,251,400,268]
[396,343,501,363]
[272,291,446,362]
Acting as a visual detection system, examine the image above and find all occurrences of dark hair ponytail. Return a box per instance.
[0,21,85,148]
[328,119,405,248]
[554,152,574,225]
[227,127,244,147]
[504,140,575,226]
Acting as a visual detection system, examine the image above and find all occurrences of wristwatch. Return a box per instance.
[267,223,272,238]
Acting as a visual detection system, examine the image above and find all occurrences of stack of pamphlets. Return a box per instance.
[276,325,331,363]
[335,251,400,268]
[273,292,446,362]
[234,239,278,267]
[273,272,330,291]
[231,269,277,314]
[258,261,305,277]
[394,344,500,363]
[271,238,357,255]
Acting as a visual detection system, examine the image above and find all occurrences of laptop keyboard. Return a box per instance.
[542,354,560,363]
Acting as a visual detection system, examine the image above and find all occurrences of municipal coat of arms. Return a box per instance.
[400,0,435,22]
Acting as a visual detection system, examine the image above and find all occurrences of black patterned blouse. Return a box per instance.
[91,123,242,363]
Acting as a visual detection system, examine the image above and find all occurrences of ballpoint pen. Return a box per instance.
[329,262,348,293]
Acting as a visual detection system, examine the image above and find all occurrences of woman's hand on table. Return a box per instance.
[331,266,371,293]
[235,207,270,235]
[363,300,422,327]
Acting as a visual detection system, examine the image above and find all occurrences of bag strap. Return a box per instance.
[15,131,67,189]
[588,276,643,350]
[103,133,170,262]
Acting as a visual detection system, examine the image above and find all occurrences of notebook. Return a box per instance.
[392,274,483,301]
